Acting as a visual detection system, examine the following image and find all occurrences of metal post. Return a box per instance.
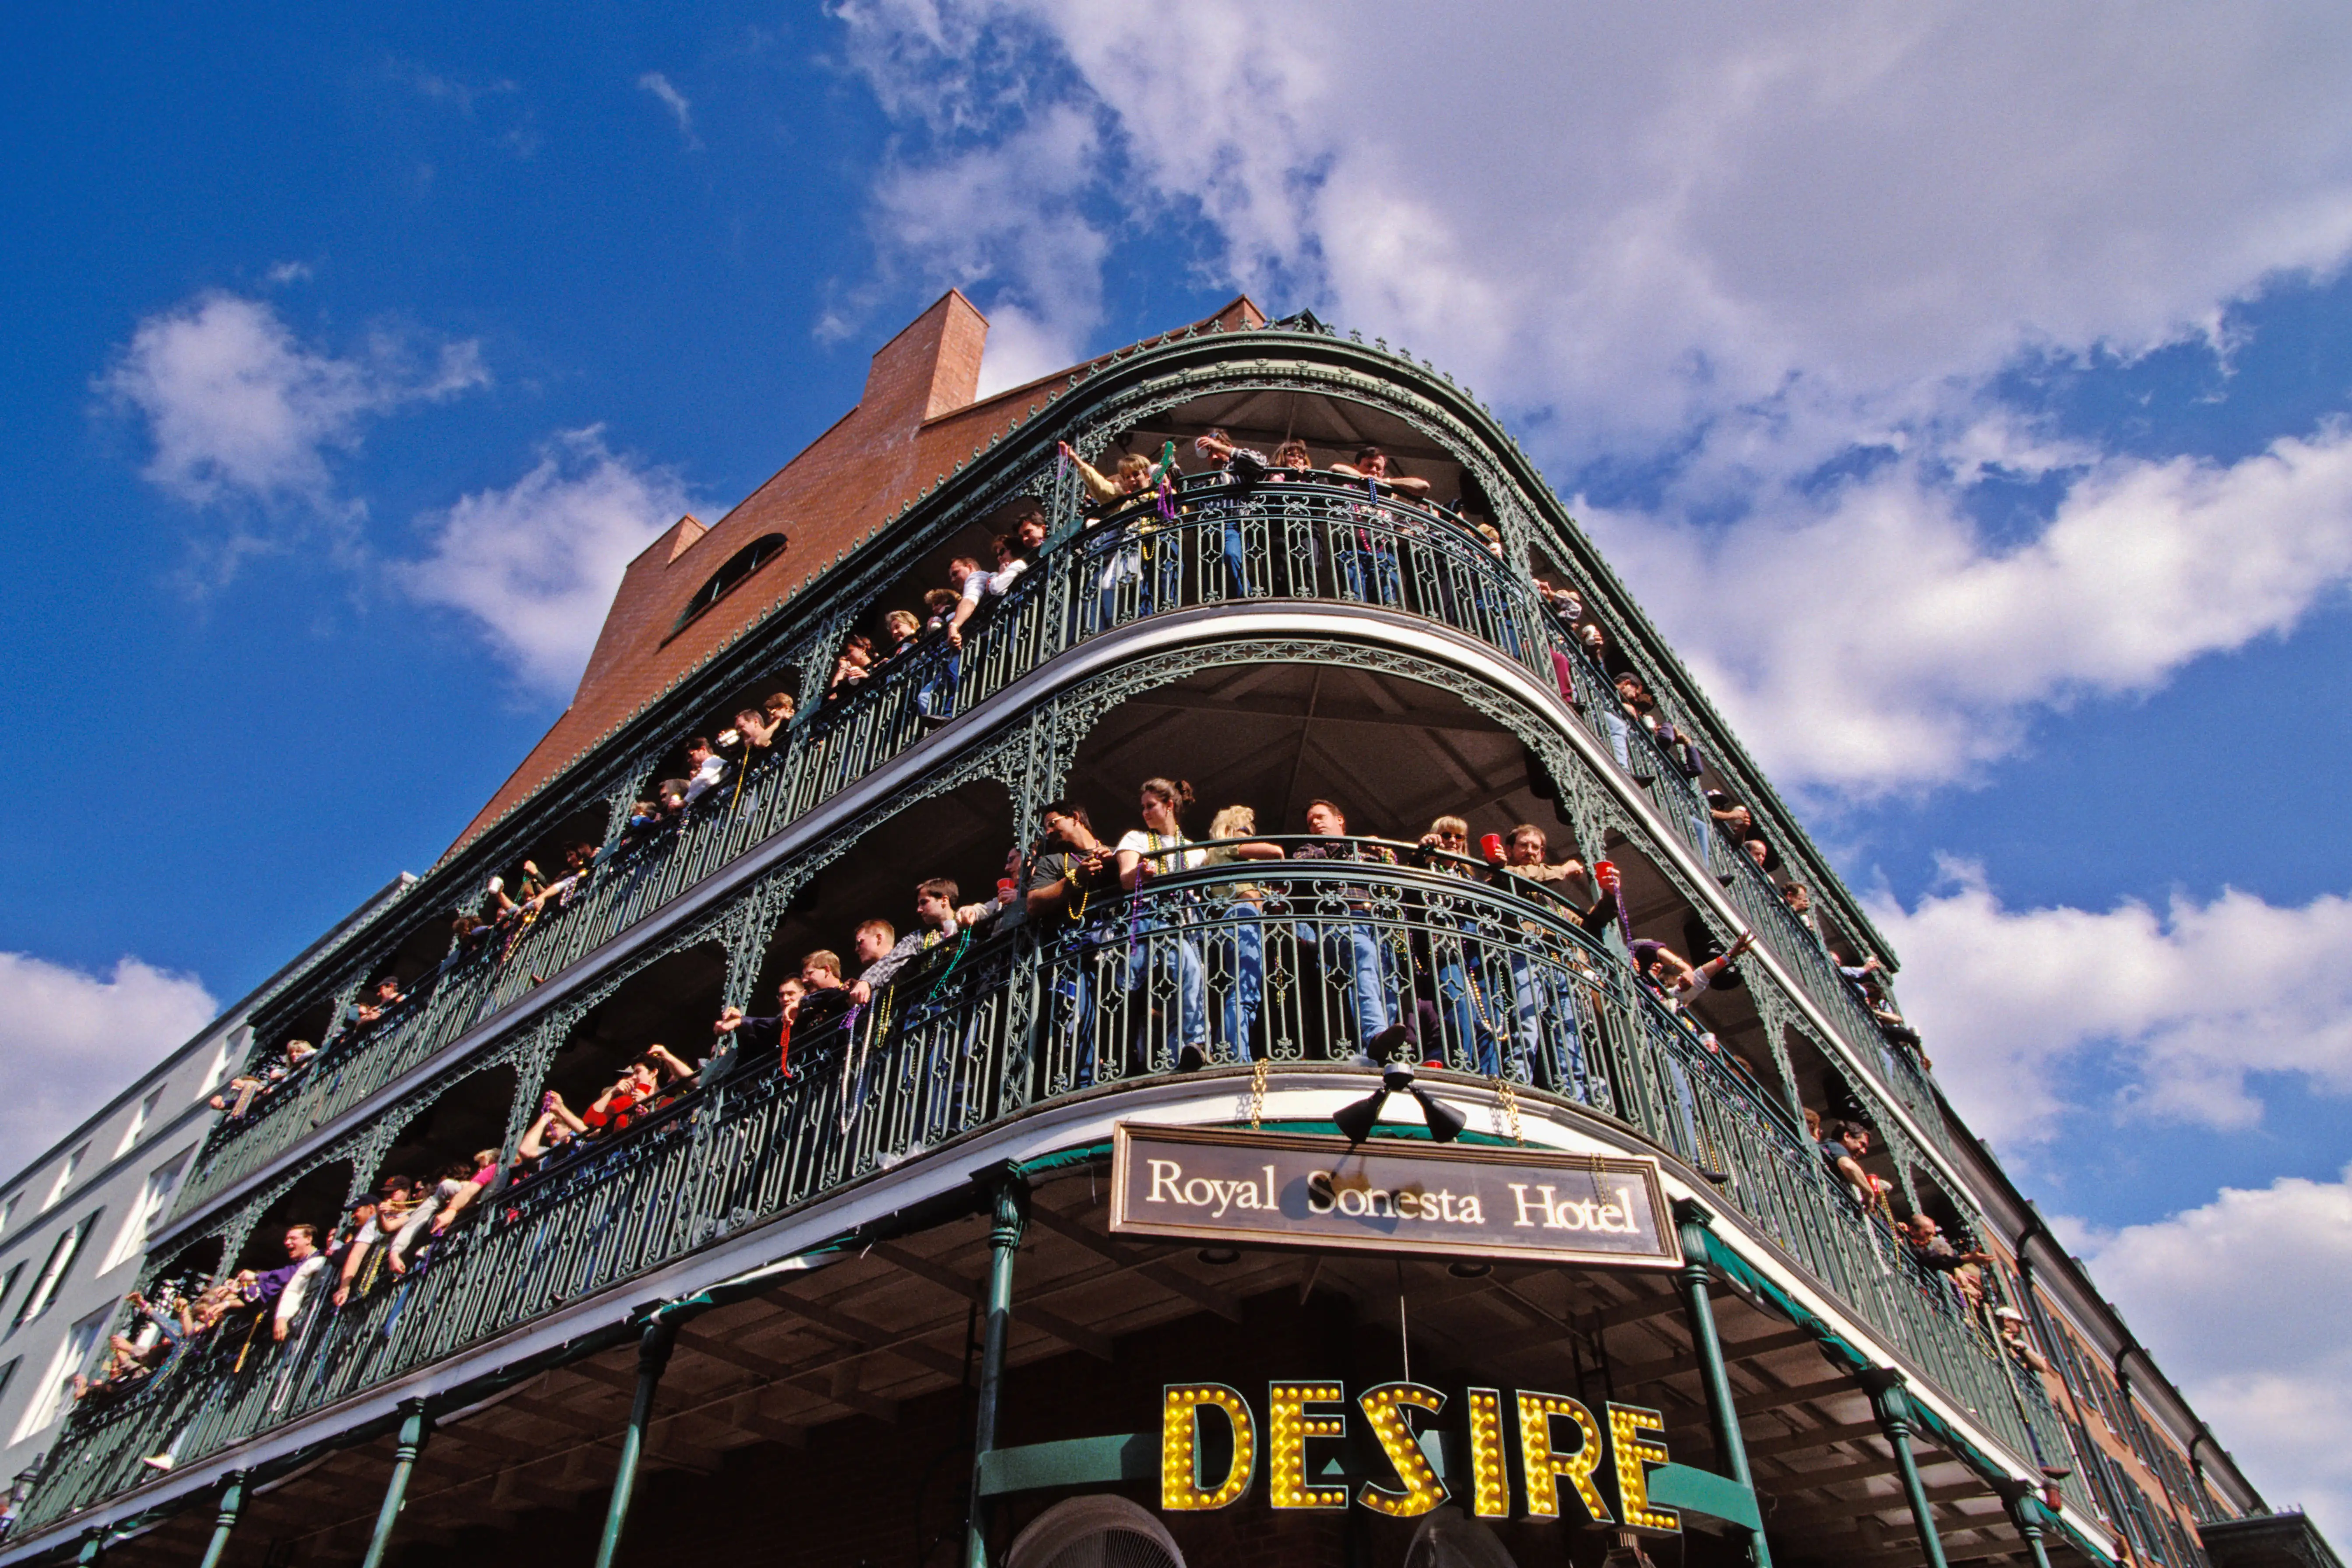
[1673,1202,1773,1568]
[1996,1479,2057,1568]
[1860,1369,1949,1568]
[593,1317,681,1568]
[965,1167,1030,1568]
[195,1472,246,1568]
[74,1527,106,1568]
[358,1399,430,1568]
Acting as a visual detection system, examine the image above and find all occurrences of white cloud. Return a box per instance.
[832,0,2352,790]
[637,72,698,146]
[0,955,217,1179]
[865,101,1110,395]
[836,0,2352,443]
[2073,1170,2352,1542]
[101,291,486,526]
[1866,865,2352,1143]
[401,427,697,695]
[1580,422,2352,791]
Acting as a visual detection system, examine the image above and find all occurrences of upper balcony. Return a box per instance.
[174,451,1939,1238]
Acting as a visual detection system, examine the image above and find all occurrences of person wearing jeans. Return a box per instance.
[1117,778,1212,1071]
[1027,802,1117,1085]
[1203,805,1287,1062]
[1289,800,1405,1060]
[1330,445,1430,609]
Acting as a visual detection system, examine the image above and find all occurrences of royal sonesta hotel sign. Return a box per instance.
[1109,1124,1680,1269]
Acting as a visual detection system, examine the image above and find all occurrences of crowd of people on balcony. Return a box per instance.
[190,430,1945,1308]
[182,425,1907,1122]
[141,760,1996,1420]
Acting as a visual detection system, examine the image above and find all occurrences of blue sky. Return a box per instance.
[4,0,2352,1534]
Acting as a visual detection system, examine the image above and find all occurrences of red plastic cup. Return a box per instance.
[1593,859,1621,892]
[1479,833,1506,864]
[997,878,1018,903]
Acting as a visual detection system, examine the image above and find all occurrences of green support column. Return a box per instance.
[593,1316,682,1568]
[1995,1479,2058,1568]
[1672,1202,1774,1568]
[965,1167,1031,1568]
[195,1471,246,1568]
[357,1399,430,1568]
[74,1526,106,1568]
[1860,1369,1950,1568]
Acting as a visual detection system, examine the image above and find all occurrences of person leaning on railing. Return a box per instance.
[1288,799,1408,1061]
[728,690,795,753]
[245,1224,331,1343]
[827,633,875,701]
[1412,816,1508,1073]
[848,879,974,1005]
[1201,805,1285,1063]
[1492,823,1612,1093]
[1900,1211,1994,1308]
[342,976,409,1035]
[1817,1121,1890,1214]
[333,1178,414,1307]
[1114,777,1214,1071]
[1025,801,1120,1082]
[514,1092,589,1179]
[1190,428,1272,599]
[713,977,810,1083]
[207,1037,316,1118]
[580,1045,697,1138]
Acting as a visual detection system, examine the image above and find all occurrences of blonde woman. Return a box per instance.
[1415,814,1505,1073]
[1203,805,1284,1061]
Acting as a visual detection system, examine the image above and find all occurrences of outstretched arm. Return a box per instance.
[1056,442,1122,503]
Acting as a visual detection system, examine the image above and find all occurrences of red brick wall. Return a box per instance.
[445,292,1267,863]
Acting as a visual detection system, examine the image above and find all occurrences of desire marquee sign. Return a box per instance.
[1159,1380,1682,1531]
[1109,1124,1680,1268]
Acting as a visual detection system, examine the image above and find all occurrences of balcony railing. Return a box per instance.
[180,472,1936,1225]
[35,855,2068,1533]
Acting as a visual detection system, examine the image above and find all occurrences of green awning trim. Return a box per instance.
[1694,1226,2118,1568]
[977,1433,1154,1496]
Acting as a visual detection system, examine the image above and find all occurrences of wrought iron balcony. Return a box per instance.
[176,474,1939,1229]
[32,854,2073,1534]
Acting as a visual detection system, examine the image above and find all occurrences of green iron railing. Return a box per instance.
[177,472,1939,1228]
[1541,638,1947,1147]
[32,854,2066,1534]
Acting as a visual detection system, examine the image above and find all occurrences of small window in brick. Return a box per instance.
[672,533,787,636]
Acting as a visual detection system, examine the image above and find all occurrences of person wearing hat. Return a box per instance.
[1994,1305,2053,1372]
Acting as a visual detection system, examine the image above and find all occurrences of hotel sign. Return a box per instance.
[1109,1124,1680,1269]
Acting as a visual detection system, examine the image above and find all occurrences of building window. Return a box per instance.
[670,533,787,636]
[0,1195,17,1237]
[13,1211,99,1328]
[198,1035,240,1099]
[11,1307,111,1445]
[40,1146,88,1213]
[0,1264,23,1323]
[100,1150,190,1275]
[115,1089,165,1157]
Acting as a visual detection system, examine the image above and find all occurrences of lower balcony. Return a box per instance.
[26,856,2078,1540]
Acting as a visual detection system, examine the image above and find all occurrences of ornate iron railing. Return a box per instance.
[35,855,2064,1532]
[1541,638,1949,1145]
[178,471,1939,1225]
